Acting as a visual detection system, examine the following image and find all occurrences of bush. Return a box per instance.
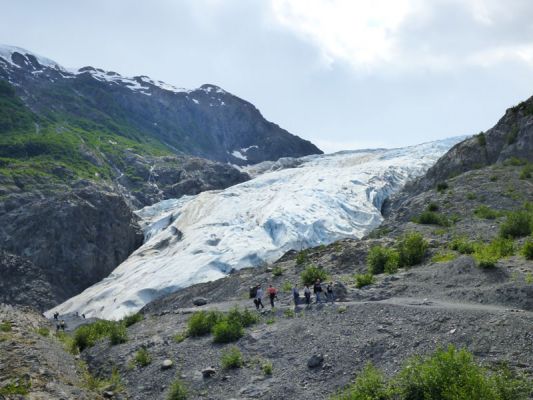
[271,266,283,276]
[221,346,243,369]
[467,192,477,200]
[395,346,531,400]
[355,273,374,288]
[296,250,309,265]
[473,238,514,269]
[134,347,152,367]
[122,312,143,327]
[187,311,222,337]
[174,331,188,343]
[36,327,50,337]
[520,164,532,179]
[284,309,295,318]
[474,205,502,220]
[281,281,292,292]
[522,239,533,260]
[262,361,273,375]
[499,210,532,238]
[427,202,439,211]
[436,182,449,192]
[212,319,244,343]
[450,236,476,254]
[73,320,127,351]
[300,264,329,286]
[167,379,187,400]
[366,246,399,274]
[0,321,12,332]
[226,307,259,328]
[431,251,457,263]
[332,363,390,400]
[504,157,527,166]
[507,125,519,144]
[477,132,487,146]
[414,211,450,227]
[487,238,515,257]
[397,232,428,267]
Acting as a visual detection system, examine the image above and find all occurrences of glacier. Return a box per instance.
[48,138,463,320]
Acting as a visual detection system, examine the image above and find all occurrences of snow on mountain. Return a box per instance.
[48,137,464,320]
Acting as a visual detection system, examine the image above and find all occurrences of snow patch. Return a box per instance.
[231,150,247,160]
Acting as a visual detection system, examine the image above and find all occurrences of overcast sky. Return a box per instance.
[2,0,533,152]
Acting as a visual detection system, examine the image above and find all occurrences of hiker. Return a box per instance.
[53,312,59,320]
[82,314,86,319]
[255,285,265,310]
[267,284,278,308]
[326,282,334,303]
[292,283,300,306]
[250,285,258,308]
[313,279,323,303]
[304,285,311,305]
[60,320,66,331]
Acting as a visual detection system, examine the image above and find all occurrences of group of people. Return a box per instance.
[250,279,335,310]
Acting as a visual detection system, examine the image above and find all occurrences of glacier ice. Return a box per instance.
[48,138,463,320]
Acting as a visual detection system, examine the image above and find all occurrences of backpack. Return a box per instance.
[249,286,258,299]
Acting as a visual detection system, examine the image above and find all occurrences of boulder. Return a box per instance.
[192,297,208,306]
[161,359,173,370]
[307,354,324,369]
[202,368,216,378]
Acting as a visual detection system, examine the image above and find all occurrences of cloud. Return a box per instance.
[269,0,533,71]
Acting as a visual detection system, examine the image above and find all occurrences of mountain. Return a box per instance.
[49,137,462,319]
[0,44,321,169]
[0,45,321,308]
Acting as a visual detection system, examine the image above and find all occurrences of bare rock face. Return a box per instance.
[0,183,144,304]
[0,251,58,310]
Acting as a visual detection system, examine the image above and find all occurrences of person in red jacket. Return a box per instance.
[267,284,278,308]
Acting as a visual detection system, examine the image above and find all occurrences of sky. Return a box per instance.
[1,0,533,153]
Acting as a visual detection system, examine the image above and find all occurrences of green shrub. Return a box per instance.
[504,157,527,166]
[73,320,127,351]
[212,319,244,343]
[473,238,515,269]
[436,182,449,192]
[221,346,243,369]
[397,232,428,267]
[187,311,223,337]
[300,264,329,286]
[414,210,450,227]
[0,378,31,395]
[474,205,502,220]
[519,163,532,179]
[281,281,292,292]
[122,312,143,327]
[174,331,188,343]
[355,273,374,288]
[499,210,532,238]
[450,236,476,254]
[167,379,188,400]
[284,309,295,318]
[467,192,477,200]
[0,321,12,332]
[395,346,531,400]
[296,250,309,265]
[427,202,439,211]
[366,246,399,274]
[332,363,390,400]
[487,238,515,257]
[507,125,519,145]
[262,361,273,375]
[490,175,498,182]
[226,307,259,328]
[271,266,283,276]
[522,239,533,260]
[134,347,152,367]
[477,132,487,146]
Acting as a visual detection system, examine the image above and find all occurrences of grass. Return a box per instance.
[284,309,295,318]
[300,264,329,286]
[473,238,515,269]
[525,272,533,285]
[467,192,477,200]
[0,378,31,395]
[221,346,243,369]
[474,205,502,220]
[332,345,533,400]
[167,379,188,400]
[134,347,152,367]
[265,317,276,325]
[413,210,450,227]
[355,272,375,288]
[122,312,143,327]
[174,331,188,343]
[262,361,273,375]
[281,280,293,292]
[36,327,50,337]
[431,251,458,263]
[80,363,124,393]
[271,266,283,276]
[450,236,476,254]
[520,164,532,179]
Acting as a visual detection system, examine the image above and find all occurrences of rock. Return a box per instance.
[192,297,208,306]
[103,391,114,398]
[333,282,348,300]
[201,368,216,378]
[161,359,173,370]
[307,354,324,369]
